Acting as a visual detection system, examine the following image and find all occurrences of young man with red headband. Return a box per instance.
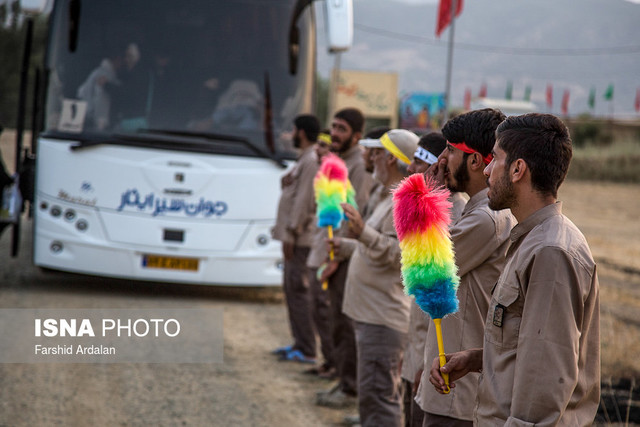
[429,113,600,426]
[415,108,516,426]
[403,131,468,427]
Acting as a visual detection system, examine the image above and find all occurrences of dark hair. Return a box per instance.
[419,132,446,157]
[441,108,506,157]
[365,126,391,139]
[496,113,572,198]
[294,114,320,142]
[334,108,365,133]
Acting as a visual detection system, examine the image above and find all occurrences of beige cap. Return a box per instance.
[359,129,419,165]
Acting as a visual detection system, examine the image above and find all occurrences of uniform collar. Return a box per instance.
[462,187,489,215]
[510,201,563,243]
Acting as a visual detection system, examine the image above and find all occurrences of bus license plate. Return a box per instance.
[142,255,199,271]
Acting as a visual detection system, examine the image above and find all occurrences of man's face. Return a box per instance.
[371,148,390,184]
[330,118,356,153]
[362,147,375,173]
[484,140,516,211]
[315,140,330,162]
[442,143,470,193]
[407,157,430,175]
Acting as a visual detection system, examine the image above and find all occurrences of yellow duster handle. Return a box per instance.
[433,318,450,394]
[322,225,334,290]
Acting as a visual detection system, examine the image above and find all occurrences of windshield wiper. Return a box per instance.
[140,128,287,169]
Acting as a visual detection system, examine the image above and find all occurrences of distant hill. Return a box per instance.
[316,0,640,118]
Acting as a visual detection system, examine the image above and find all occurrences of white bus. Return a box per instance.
[470,97,538,117]
[23,0,352,286]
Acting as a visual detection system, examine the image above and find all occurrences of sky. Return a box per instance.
[315,0,640,118]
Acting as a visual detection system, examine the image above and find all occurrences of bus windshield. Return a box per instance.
[43,0,314,159]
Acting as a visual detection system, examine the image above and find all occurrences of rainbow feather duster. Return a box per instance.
[314,154,350,290]
[314,154,349,229]
[393,173,459,392]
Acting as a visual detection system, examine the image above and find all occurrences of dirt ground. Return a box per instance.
[1,130,640,425]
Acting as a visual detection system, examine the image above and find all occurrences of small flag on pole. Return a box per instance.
[464,88,471,110]
[561,90,570,116]
[436,0,464,38]
[478,82,487,98]
[604,83,614,101]
[588,87,596,110]
[546,84,553,109]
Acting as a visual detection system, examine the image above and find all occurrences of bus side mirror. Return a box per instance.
[324,0,353,53]
[288,0,353,75]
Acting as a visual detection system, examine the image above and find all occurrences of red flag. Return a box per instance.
[635,88,640,113]
[464,88,471,110]
[436,0,464,38]
[478,82,487,98]
[546,84,553,109]
[561,90,570,116]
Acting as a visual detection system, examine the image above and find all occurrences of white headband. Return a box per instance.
[415,146,439,165]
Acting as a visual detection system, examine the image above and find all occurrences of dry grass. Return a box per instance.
[561,180,640,380]
[569,139,640,183]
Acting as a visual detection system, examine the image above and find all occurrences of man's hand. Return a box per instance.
[425,156,446,188]
[341,203,364,238]
[281,173,294,188]
[318,259,339,283]
[429,349,483,394]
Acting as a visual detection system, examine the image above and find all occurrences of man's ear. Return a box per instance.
[386,152,397,167]
[468,152,484,171]
[511,159,527,183]
[351,131,362,146]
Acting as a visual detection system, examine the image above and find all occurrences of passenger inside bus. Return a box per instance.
[111,43,148,131]
[76,47,124,131]
[187,79,263,132]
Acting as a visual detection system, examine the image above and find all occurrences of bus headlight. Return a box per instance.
[76,219,88,231]
[50,241,63,253]
[257,234,269,246]
[64,209,76,221]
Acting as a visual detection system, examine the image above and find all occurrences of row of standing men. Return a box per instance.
[271,107,600,427]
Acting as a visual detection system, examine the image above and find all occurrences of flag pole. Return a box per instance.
[443,0,457,124]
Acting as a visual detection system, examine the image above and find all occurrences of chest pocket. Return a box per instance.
[485,280,522,349]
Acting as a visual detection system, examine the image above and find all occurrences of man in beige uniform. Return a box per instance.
[415,109,516,426]
[402,131,468,427]
[316,108,373,408]
[334,129,418,426]
[272,114,321,363]
[429,113,600,426]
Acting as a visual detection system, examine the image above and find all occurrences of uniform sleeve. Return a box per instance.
[348,162,373,216]
[337,237,357,259]
[507,247,591,426]
[450,209,501,277]
[357,214,401,269]
[287,154,319,236]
